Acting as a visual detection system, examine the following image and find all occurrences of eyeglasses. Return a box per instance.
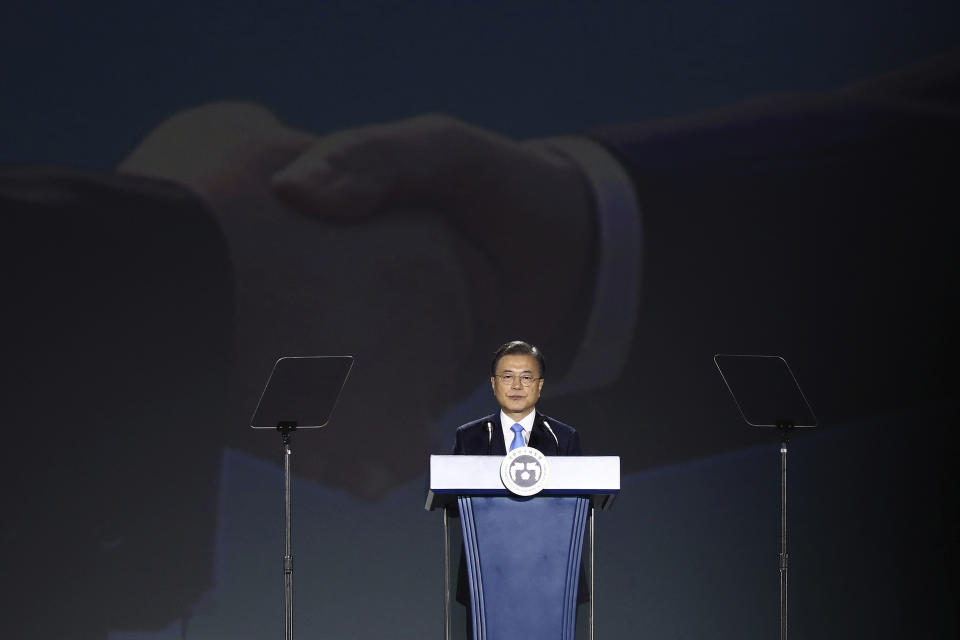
[495,374,541,387]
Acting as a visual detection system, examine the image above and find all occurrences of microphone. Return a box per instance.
[486,421,493,455]
[542,420,560,454]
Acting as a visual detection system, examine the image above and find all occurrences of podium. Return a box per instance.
[426,455,620,640]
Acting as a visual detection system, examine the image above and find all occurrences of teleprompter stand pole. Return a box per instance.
[250,355,354,640]
[777,421,792,640]
[279,421,296,640]
[713,354,817,640]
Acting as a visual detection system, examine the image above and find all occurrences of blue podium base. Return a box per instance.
[459,495,589,640]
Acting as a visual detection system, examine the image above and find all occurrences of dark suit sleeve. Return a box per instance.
[0,165,234,636]
[552,51,960,468]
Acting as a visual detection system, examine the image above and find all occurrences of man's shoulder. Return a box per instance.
[538,413,577,434]
[456,414,498,433]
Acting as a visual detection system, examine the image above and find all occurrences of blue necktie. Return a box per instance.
[509,423,525,451]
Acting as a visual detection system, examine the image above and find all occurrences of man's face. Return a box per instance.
[491,354,544,420]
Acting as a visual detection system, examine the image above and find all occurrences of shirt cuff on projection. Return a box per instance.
[529,135,642,396]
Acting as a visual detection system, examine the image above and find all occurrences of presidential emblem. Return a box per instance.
[500,446,550,496]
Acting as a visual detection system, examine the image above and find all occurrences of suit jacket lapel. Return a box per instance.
[528,412,553,455]
[490,413,506,455]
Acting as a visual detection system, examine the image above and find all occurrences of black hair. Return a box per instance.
[490,340,545,378]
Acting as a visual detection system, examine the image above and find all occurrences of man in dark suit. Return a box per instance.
[453,340,581,456]
[450,340,585,634]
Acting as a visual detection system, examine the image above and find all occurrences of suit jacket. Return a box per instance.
[537,50,960,471]
[452,411,582,456]
[0,166,234,637]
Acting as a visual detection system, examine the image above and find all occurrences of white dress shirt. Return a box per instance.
[500,409,536,451]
